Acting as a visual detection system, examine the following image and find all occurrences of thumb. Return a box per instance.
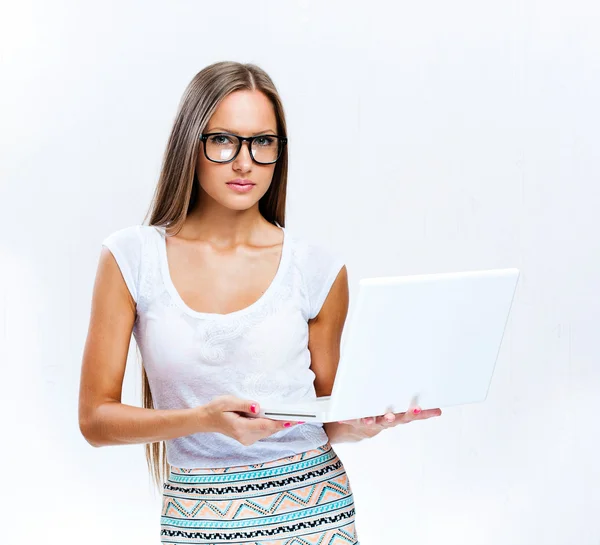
[217,395,260,415]
[239,398,260,415]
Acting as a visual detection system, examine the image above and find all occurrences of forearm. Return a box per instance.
[81,401,206,448]
[323,422,366,444]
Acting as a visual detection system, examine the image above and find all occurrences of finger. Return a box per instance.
[415,408,442,418]
[378,412,396,426]
[243,400,260,415]
[388,408,416,426]
[394,407,420,425]
[241,417,292,433]
[391,407,442,426]
[406,406,423,422]
[223,396,261,415]
[269,419,303,430]
[408,408,442,419]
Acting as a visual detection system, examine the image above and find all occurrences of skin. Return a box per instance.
[173,88,442,443]
[164,90,286,320]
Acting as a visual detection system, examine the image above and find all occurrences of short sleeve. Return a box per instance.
[101,225,143,304]
[299,239,346,320]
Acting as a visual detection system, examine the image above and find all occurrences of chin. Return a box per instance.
[224,187,267,204]
[219,191,262,209]
[226,200,259,211]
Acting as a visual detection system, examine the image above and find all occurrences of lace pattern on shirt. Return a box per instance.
[136,225,330,455]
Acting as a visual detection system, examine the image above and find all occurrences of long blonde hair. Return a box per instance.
[138,61,289,494]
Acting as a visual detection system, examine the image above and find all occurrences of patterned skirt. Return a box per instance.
[160,441,359,544]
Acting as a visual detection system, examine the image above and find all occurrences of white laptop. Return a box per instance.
[259,268,520,423]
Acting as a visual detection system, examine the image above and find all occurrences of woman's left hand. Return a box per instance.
[334,406,443,440]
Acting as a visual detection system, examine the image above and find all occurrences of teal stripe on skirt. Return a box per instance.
[160,441,360,544]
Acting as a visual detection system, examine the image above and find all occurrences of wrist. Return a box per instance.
[191,405,213,434]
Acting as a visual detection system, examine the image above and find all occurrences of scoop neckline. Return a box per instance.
[153,224,290,320]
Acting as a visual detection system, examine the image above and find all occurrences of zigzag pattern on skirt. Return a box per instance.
[160,442,360,544]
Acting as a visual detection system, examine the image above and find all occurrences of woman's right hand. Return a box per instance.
[199,395,303,446]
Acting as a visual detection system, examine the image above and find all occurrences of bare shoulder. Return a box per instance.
[308,265,349,323]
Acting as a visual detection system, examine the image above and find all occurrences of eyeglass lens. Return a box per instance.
[205,134,281,163]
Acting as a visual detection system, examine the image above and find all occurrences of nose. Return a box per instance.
[233,140,253,170]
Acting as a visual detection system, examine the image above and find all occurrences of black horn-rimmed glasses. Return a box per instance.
[199,132,288,165]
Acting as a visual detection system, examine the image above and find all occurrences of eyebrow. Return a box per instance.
[206,127,277,135]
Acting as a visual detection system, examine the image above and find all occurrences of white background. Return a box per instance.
[1,0,599,543]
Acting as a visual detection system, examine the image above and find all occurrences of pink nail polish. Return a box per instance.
[298,421,306,424]
[413,408,421,415]
[250,404,258,414]
[284,422,291,428]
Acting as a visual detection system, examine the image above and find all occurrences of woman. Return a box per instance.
[78,60,441,544]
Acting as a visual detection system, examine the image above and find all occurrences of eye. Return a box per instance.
[254,136,275,147]
[209,134,232,145]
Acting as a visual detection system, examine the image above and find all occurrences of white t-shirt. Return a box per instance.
[101,223,345,469]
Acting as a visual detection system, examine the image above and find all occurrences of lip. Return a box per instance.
[227,178,255,186]
[227,181,255,193]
